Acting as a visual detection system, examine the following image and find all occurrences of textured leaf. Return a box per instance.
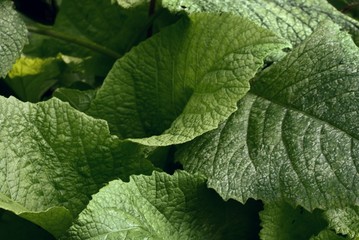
[310,230,348,240]
[5,56,62,102]
[54,88,97,112]
[162,0,359,46]
[0,0,28,77]
[177,21,359,210]
[324,207,359,239]
[259,202,326,240]
[0,96,154,236]
[62,171,262,240]
[88,13,289,146]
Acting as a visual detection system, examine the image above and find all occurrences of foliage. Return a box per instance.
[1,0,359,239]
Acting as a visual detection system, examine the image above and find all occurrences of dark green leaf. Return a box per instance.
[259,202,326,240]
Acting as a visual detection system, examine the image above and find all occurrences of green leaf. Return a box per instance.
[310,230,348,240]
[0,96,154,236]
[88,13,290,146]
[62,171,262,240]
[56,0,148,55]
[0,0,28,77]
[162,0,359,46]
[259,202,326,240]
[0,193,72,238]
[53,88,97,112]
[177,21,359,210]
[5,56,63,102]
[324,207,359,239]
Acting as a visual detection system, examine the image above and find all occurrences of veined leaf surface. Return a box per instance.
[62,171,261,240]
[0,97,153,236]
[177,21,359,210]
[162,0,359,46]
[0,0,28,77]
[88,13,289,146]
[324,207,359,239]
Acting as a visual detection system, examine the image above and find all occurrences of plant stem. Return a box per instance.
[26,24,122,59]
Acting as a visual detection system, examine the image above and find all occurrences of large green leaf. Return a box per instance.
[162,0,359,46]
[88,13,289,146]
[0,96,154,237]
[0,0,28,77]
[259,202,326,240]
[177,21,359,210]
[62,171,262,240]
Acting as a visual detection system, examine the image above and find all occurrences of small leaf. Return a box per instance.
[177,21,359,210]
[0,96,154,236]
[88,13,289,146]
[0,0,28,77]
[5,56,63,102]
[62,171,262,240]
[54,88,97,112]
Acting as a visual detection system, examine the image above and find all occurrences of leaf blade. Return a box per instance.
[162,0,359,46]
[0,0,28,77]
[88,13,290,146]
[62,171,262,240]
[177,21,359,210]
[0,96,154,236]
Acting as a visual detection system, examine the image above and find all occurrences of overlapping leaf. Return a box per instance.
[0,0,28,77]
[0,96,154,236]
[62,171,261,240]
[259,202,326,240]
[54,88,97,112]
[162,0,359,46]
[88,13,289,146]
[5,56,62,102]
[177,21,359,210]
